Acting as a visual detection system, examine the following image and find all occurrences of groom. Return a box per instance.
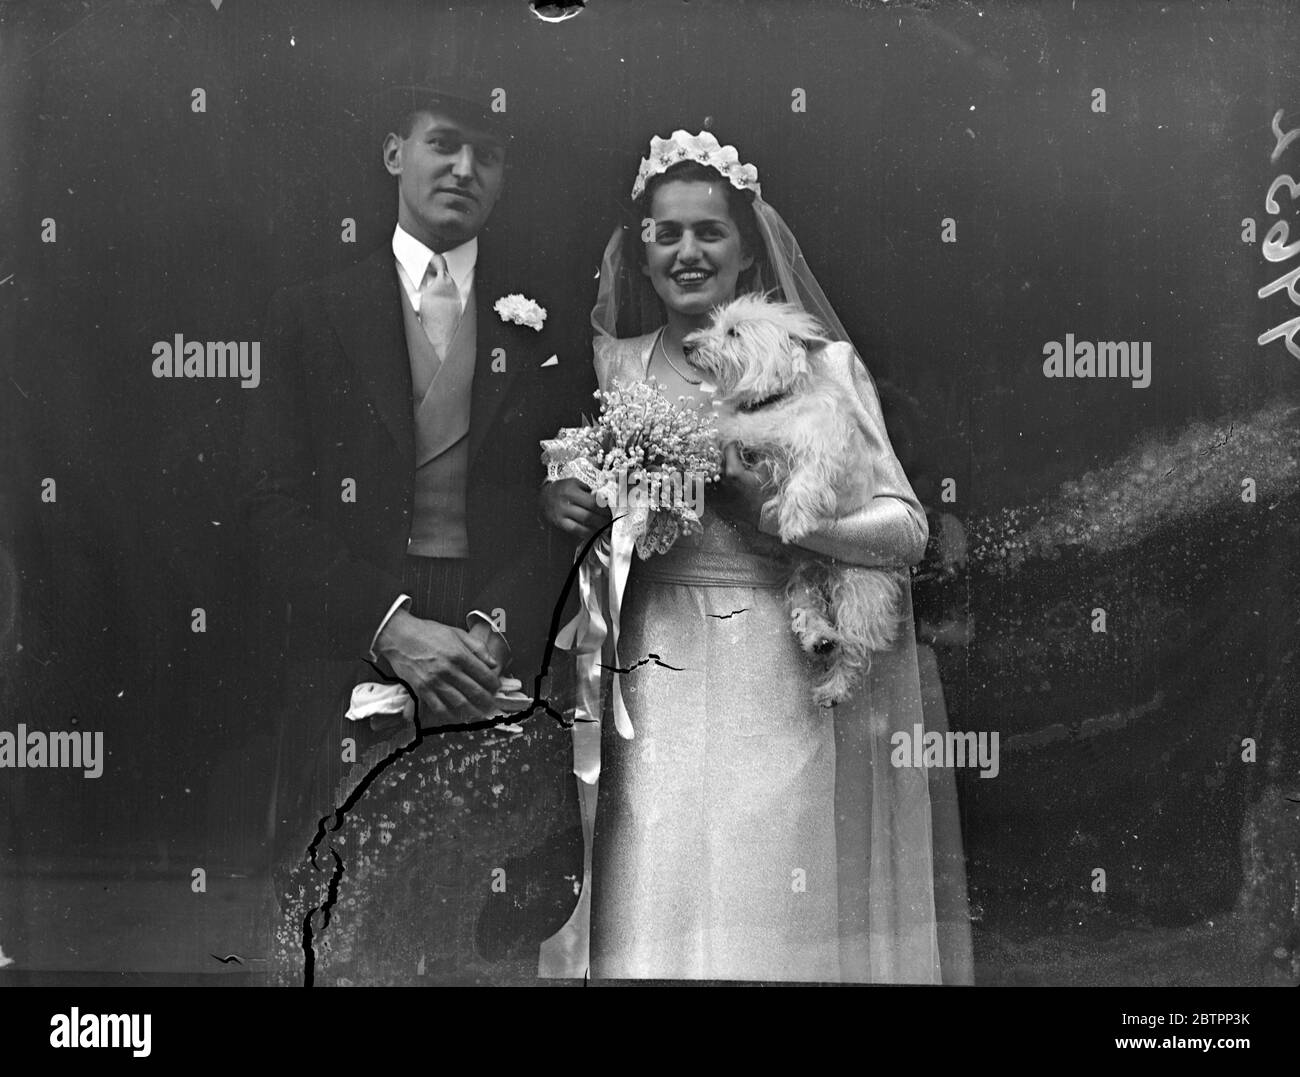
[240,83,594,863]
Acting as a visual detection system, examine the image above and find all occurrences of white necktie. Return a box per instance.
[419,252,461,361]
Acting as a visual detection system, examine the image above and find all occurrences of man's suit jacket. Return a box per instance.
[239,233,596,850]
[240,234,594,676]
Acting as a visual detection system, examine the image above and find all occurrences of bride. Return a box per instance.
[539,129,957,982]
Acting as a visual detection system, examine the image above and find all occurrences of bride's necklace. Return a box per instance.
[657,329,702,386]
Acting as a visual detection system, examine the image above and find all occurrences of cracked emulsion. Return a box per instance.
[295,520,612,984]
[600,653,687,674]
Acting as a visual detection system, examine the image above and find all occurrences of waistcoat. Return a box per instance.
[401,286,476,557]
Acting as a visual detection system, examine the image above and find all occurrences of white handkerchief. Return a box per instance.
[346,678,531,722]
[346,682,415,721]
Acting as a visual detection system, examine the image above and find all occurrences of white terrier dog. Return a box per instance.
[684,294,906,707]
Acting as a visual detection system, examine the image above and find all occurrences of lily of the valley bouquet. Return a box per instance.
[542,379,722,766]
[542,378,722,556]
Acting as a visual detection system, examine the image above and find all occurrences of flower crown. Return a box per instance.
[631,129,762,201]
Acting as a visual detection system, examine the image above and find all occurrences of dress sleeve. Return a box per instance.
[757,341,929,568]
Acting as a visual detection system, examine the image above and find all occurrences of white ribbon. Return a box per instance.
[555,503,643,774]
[538,493,646,978]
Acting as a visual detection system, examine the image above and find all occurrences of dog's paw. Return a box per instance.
[777,501,817,543]
[812,681,842,708]
[791,605,839,655]
[811,666,854,708]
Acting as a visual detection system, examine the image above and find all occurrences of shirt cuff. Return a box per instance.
[466,609,512,660]
[369,594,413,660]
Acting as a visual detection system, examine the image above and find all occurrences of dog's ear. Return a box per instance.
[776,300,831,349]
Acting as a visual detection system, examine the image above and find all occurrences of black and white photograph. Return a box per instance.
[1,0,1297,1044]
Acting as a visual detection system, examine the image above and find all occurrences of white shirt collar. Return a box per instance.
[391,224,477,312]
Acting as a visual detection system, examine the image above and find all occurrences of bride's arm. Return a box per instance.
[760,497,927,567]
[755,342,928,568]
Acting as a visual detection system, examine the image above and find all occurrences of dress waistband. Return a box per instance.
[631,545,790,588]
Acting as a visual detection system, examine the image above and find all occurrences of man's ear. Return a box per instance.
[382,131,403,176]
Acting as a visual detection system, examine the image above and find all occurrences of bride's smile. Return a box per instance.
[670,267,712,287]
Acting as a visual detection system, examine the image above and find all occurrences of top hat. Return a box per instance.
[372,81,513,142]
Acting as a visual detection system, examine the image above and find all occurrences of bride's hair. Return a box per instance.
[626,159,767,293]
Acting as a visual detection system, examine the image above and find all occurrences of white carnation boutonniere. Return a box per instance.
[494,293,547,332]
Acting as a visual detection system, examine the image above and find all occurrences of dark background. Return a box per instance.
[1,0,1297,982]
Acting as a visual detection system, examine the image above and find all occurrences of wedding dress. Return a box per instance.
[539,129,966,982]
[558,331,945,982]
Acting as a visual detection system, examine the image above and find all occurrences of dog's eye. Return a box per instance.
[726,327,737,337]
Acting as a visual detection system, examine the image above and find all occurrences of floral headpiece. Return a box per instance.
[631,129,762,201]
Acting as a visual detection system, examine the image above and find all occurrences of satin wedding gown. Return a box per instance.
[560,331,947,983]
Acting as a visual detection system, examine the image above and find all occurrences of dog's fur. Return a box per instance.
[684,294,906,707]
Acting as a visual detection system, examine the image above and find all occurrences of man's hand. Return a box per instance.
[373,609,503,727]
[538,477,612,542]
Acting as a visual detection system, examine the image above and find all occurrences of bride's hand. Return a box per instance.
[719,443,774,528]
[539,477,612,541]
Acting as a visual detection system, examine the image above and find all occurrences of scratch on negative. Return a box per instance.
[601,653,686,674]
[297,516,619,984]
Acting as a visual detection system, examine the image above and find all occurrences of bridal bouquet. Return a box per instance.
[542,378,722,760]
[541,377,722,558]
